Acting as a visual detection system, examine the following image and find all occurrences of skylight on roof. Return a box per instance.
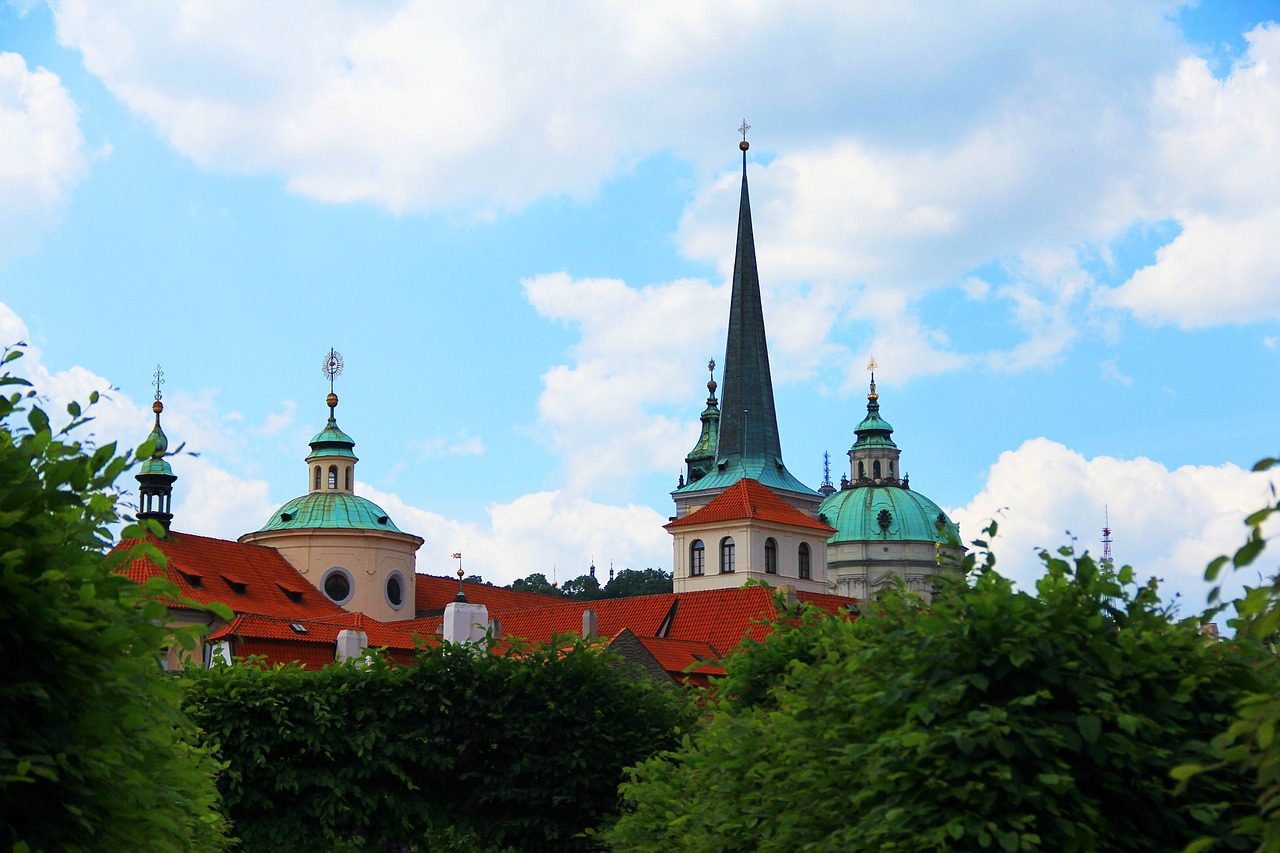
[290,623,308,634]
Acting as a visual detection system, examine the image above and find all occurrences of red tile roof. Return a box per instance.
[633,635,725,678]
[665,478,836,533]
[414,574,563,613]
[116,530,346,620]
[210,612,441,651]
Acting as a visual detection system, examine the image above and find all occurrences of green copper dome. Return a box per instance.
[258,492,404,532]
[139,454,174,477]
[308,416,357,459]
[820,485,959,545]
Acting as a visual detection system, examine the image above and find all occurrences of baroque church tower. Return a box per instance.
[666,130,834,593]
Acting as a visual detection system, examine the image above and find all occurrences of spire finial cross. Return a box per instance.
[152,364,165,403]
[738,119,751,141]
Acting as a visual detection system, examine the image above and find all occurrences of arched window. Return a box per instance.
[345,466,352,491]
[327,465,338,489]
[873,460,881,479]
[314,466,322,490]
[799,543,811,580]
[858,461,865,480]
[720,537,736,574]
[765,538,778,574]
[690,540,705,576]
[889,461,895,479]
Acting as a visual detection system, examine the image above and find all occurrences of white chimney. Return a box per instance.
[443,600,489,645]
[335,629,369,662]
[582,609,598,639]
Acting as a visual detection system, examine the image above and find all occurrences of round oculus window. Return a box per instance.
[323,569,352,604]
[386,573,404,608]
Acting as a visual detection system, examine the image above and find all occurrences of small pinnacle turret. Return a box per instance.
[847,357,902,487]
[684,358,721,484]
[136,365,177,535]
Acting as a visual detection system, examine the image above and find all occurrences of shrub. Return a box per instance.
[0,349,229,852]
[607,541,1273,852]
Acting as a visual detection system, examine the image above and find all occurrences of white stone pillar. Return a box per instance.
[443,601,489,645]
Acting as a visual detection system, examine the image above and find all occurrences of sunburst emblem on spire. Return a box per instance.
[322,348,344,391]
[867,355,878,400]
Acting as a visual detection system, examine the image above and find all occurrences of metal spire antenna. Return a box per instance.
[1101,507,1114,576]
[822,451,833,488]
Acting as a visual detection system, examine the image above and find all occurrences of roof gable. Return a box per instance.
[666,478,835,533]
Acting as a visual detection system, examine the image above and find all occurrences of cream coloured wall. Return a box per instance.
[241,527,423,622]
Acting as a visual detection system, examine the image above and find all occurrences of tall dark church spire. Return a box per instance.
[716,123,783,468]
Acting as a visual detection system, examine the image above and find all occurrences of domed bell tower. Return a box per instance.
[136,365,177,536]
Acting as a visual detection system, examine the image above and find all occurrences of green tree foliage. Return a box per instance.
[562,572,604,600]
[602,568,673,599]
[185,635,693,852]
[506,568,673,601]
[606,543,1273,852]
[509,571,563,597]
[1176,456,1280,851]
[0,349,230,852]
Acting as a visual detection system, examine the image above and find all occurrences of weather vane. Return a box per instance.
[322,348,344,392]
[152,364,165,403]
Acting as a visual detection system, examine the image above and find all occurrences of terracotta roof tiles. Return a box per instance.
[116,531,345,620]
[665,478,836,533]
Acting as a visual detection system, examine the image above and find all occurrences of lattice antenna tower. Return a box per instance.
[821,451,833,490]
[1100,506,1115,576]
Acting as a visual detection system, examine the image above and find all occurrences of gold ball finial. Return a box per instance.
[152,400,164,414]
[739,140,749,151]
[326,392,338,409]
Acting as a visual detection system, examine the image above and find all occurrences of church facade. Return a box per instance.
[665,136,962,601]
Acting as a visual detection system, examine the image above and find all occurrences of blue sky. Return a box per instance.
[3,1,1279,609]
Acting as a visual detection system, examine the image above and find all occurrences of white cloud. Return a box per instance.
[48,1,1182,217]
[1099,358,1134,386]
[950,438,1277,615]
[524,271,726,498]
[359,484,670,586]
[1111,210,1280,326]
[410,431,486,459]
[0,51,86,260]
[1111,25,1280,326]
